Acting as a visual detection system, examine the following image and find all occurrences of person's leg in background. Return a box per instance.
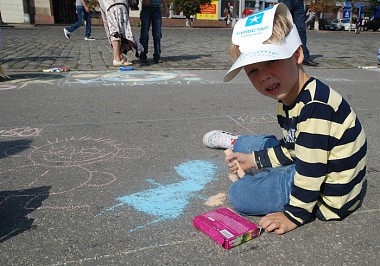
[65,6,85,35]
[112,39,122,62]
[292,0,311,63]
[84,10,93,39]
[151,7,163,63]
[139,6,151,63]
[280,0,317,66]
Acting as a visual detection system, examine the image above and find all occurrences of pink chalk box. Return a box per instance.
[193,207,262,249]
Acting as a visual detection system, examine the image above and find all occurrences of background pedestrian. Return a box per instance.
[139,0,169,64]
[64,0,95,41]
[98,0,143,66]
[280,0,317,66]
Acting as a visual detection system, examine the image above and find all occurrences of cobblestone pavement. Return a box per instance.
[1,25,379,72]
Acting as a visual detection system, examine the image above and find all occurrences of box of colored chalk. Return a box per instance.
[193,208,262,249]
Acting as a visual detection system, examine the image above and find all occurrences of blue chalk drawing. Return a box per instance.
[97,160,216,232]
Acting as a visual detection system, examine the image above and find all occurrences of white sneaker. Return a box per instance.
[203,130,238,149]
[84,36,95,41]
[63,28,70,39]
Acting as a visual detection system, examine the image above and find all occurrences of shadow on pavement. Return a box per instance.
[0,140,50,243]
[0,139,33,159]
[163,54,211,62]
[0,72,66,84]
[0,186,51,243]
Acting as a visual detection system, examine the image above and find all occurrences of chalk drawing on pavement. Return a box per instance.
[58,71,216,87]
[226,114,278,124]
[0,74,59,89]
[204,192,226,207]
[0,84,18,91]
[0,127,42,137]
[97,160,216,232]
[0,136,145,210]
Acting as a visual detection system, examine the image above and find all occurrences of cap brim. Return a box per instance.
[223,26,301,82]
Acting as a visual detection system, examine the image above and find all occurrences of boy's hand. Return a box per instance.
[258,212,297,235]
[224,152,255,172]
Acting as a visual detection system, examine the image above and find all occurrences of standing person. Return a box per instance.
[98,0,143,66]
[355,18,362,34]
[139,0,169,64]
[280,0,316,66]
[361,18,366,31]
[64,0,95,41]
[203,3,367,235]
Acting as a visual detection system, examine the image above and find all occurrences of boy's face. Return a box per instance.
[243,47,306,105]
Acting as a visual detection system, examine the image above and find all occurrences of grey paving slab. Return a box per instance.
[1,26,380,72]
[0,66,379,265]
[0,25,379,265]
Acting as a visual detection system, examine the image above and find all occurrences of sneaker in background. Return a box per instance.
[84,36,96,41]
[63,28,70,39]
[203,130,238,149]
[153,54,163,63]
[139,53,148,64]
[302,60,318,66]
[154,58,163,64]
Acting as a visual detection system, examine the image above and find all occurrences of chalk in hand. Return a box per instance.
[224,149,245,178]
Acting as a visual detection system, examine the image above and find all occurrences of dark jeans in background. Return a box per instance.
[139,6,162,60]
[66,6,92,38]
[280,0,311,62]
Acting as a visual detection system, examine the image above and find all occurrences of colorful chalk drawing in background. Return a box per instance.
[58,71,216,87]
[0,74,60,90]
[0,135,145,210]
[97,160,216,232]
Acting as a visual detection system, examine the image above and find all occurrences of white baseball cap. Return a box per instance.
[223,3,302,82]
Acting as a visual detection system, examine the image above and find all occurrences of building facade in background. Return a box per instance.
[0,0,283,24]
[1,0,369,25]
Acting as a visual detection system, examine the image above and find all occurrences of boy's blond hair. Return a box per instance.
[230,13,293,62]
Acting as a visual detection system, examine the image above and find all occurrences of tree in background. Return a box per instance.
[88,0,99,10]
[171,0,212,26]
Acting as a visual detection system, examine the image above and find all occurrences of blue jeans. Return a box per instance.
[139,6,162,60]
[280,0,310,61]
[66,6,92,38]
[229,135,295,216]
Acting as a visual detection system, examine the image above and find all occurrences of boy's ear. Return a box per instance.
[294,46,304,64]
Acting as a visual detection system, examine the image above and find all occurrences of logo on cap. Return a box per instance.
[245,13,264,27]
